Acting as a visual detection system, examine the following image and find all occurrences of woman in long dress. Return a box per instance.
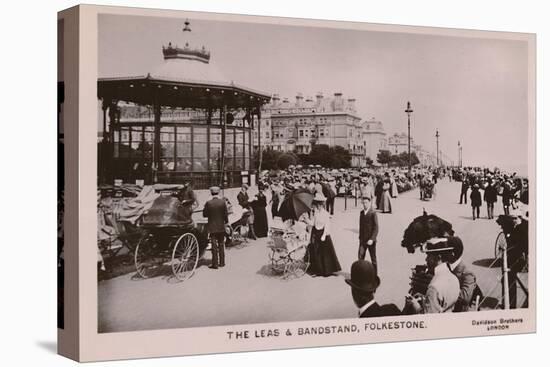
[374,176,384,209]
[379,177,392,213]
[390,173,399,198]
[306,193,342,277]
[251,190,268,237]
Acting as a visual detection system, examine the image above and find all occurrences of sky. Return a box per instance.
[99,14,529,171]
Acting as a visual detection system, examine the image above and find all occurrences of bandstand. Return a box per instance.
[97,20,270,189]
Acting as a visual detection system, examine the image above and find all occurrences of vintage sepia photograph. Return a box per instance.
[95,13,531,334]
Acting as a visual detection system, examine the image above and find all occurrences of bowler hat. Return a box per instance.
[345,260,380,293]
[210,186,220,195]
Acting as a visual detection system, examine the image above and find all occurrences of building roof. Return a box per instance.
[267,92,360,119]
[98,20,270,109]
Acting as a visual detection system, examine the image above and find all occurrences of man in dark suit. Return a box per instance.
[358,196,379,273]
[459,178,469,204]
[203,186,228,269]
[345,260,401,318]
[483,179,498,219]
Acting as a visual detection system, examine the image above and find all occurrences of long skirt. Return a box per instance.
[253,207,268,238]
[379,190,392,213]
[391,181,399,198]
[307,227,341,277]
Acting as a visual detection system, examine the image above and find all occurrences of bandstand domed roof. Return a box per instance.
[149,20,231,86]
[98,20,270,109]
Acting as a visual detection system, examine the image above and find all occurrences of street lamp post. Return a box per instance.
[405,101,413,173]
[458,140,460,167]
[435,129,440,167]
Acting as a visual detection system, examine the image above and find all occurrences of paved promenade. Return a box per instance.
[98,180,525,332]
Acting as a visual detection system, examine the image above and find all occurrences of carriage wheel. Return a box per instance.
[171,233,199,281]
[134,234,165,279]
[231,225,248,247]
[494,231,507,260]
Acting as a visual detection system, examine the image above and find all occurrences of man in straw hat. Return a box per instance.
[345,260,401,318]
[406,239,459,313]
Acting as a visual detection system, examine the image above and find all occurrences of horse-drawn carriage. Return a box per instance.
[97,183,255,282]
[134,195,209,281]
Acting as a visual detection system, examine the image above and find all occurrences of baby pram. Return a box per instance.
[267,220,310,279]
[267,188,313,279]
[421,180,434,201]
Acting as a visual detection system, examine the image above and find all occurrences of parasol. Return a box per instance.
[278,188,314,221]
[401,210,454,253]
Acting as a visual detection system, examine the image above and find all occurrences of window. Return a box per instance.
[224,128,235,170]
[160,126,175,171]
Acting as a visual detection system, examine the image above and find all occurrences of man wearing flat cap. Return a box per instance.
[345,260,401,318]
[203,186,228,269]
[406,239,459,313]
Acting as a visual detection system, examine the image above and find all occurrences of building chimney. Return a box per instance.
[315,92,323,105]
[272,93,280,106]
[282,97,289,104]
[333,92,343,111]
[295,92,304,107]
[347,98,356,111]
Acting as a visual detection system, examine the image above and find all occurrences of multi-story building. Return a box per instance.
[387,132,414,155]
[252,109,272,151]
[265,92,365,167]
[361,117,387,161]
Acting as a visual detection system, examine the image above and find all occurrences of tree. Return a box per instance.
[308,144,332,166]
[254,149,281,170]
[390,151,420,167]
[365,157,374,166]
[328,145,352,168]
[277,152,299,170]
[410,152,420,166]
[377,149,392,165]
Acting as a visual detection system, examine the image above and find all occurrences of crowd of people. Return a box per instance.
[455,167,529,220]
[100,162,529,316]
[202,164,528,315]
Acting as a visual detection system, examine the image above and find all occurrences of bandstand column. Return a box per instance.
[255,106,261,173]
[152,98,161,184]
[100,99,109,184]
[220,105,227,187]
